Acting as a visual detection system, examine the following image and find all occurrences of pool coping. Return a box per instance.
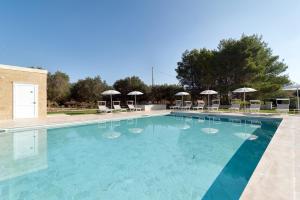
[0,111,170,133]
[240,115,299,200]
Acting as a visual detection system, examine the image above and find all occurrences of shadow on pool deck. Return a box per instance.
[201,122,278,200]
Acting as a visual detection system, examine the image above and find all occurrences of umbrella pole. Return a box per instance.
[297,88,299,110]
[111,95,113,109]
[135,95,137,107]
[208,94,210,106]
[181,96,183,107]
[244,92,246,111]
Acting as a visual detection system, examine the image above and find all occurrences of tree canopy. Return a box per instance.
[71,76,108,103]
[151,84,184,103]
[176,35,290,102]
[47,71,70,104]
[113,76,150,102]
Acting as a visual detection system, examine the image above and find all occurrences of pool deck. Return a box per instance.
[0,110,170,131]
[0,110,299,199]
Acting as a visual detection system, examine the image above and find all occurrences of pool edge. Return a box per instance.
[240,115,299,200]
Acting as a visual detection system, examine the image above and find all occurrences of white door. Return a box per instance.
[13,83,38,119]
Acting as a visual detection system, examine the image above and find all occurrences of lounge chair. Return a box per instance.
[170,100,182,110]
[180,101,192,110]
[249,100,261,113]
[229,103,241,112]
[113,101,127,112]
[127,101,142,111]
[97,101,112,113]
[276,98,290,113]
[207,99,220,111]
[192,100,205,111]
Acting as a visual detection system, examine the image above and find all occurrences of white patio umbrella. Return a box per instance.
[233,87,257,110]
[200,90,218,106]
[175,92,190,106]
[101,90,121,109]
[127,91,144,107]
[283,83,300,110]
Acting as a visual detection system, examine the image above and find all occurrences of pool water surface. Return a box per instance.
[0,115,281,200]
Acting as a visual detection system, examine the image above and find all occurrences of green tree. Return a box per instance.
[176,34,290,103]
[151,84,184,103]
[176,49,217,99]
[71,76,109,103]
[47,71,70,104]
[113,76,150,102]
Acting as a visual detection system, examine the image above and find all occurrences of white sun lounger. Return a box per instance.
[180,101,192,110]
[192,100,205,110]
[113,101,127,112]
[97,101,112,113]
[170,100,182,110]
[276,98,290,113]
[229,103,240,112]
[249,100,261,112]
[207,99,220,111]
[127,101,142,111]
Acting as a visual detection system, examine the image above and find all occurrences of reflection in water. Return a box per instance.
[102,130,121,139]
[14,130,39,160]
[0,129,48,182]
[127,118,144,134]
[233,120,259,141]
[249,120,262,128]
[101,121,122,139]
[234,132,258,140]
[201,127,219,134]
[230,118,242,126]
[128,128,143,134]
[174,117,191,130]
[201,117,219,135]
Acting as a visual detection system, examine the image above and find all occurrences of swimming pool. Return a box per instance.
[0,115,281,200]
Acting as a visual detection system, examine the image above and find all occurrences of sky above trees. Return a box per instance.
[0,0,299,84]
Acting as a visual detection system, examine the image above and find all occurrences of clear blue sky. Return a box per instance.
[0,0,299,85]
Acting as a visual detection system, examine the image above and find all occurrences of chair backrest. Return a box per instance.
[113,101,121,105]
[276,98,290,111]
[113,104,121,109]
[185,101,192,107]
[230,103,240,109]
[277,103,290,110]
[250,104,261,109]
[197,100,205,107]
[98,101,106,106]
[127,104,135,109]
[250,100,261,109]
[250,100,261,104]
[211,99,220,107]
[98,105,107,111]
[127,100,134,105]
[175,100,182,106]
[113,101,121,109]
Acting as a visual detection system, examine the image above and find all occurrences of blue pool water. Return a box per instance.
[0,115,281,200]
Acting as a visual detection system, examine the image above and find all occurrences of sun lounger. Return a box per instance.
[249,100,261,112]
[180,101,192,110]
[97,101,112,113]
[127,101,142,111]
[276,98,290,113]
[207,99,220,111]
[113,101,127,112]
[192,100,205,110]
[170,100,182,110]
[229,103,240,112]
